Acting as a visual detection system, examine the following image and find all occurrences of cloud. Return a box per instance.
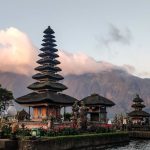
[101,24,132,46]
[0,27,37,75]
[123,64,136,74]
[58,50,120,75]
[0,27,121,76]
[0,27,149,78]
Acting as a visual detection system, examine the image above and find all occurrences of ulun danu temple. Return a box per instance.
[16,26,115,128]
[16,26,77,121]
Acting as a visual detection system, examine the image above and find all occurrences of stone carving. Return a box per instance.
[12,121,19,133]
[79,101,88,130]
[16,109,30,121]
[72,101,88,130]
[72,101,79,128]
[11,119,19,139]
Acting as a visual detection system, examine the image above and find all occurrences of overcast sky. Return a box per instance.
[0,0,150,77]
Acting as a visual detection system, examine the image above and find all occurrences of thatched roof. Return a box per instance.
[40,47,57,52]
[131,103,145,108]
[38,52,59,58]
[43,26,55,34]
[133,94,144,102]
[37,58,60,65]
[41,42,57,47]
[16,92,77,106]
[128,110,150,117]
[80,93,115,107]
[28,81,67,92]
[35,65,61,72]
[32,73,64,81]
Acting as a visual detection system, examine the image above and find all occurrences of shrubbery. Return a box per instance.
[1,124,11,137]
[17,128,31,136]
[1,124,114,138]
[43,126,113,137]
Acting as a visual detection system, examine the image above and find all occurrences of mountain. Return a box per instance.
[0,72,32,97]
[0,70,150,117]
[62,70,150,116]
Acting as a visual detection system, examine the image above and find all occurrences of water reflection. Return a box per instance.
[106,140,150,150]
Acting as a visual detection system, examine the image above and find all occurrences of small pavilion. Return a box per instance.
[80,93,115,123]
[128,94,150,125]
[16,26,77,121]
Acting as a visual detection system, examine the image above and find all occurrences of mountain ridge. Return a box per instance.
[0,69,150,117]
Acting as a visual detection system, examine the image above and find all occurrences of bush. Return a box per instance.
[17,128,31,136]
[60,128,79,135]
[64,113,72,121]
[46,128,80,137]
[2,124,11,136]
[38,128,47,136]
[87,125,109,133]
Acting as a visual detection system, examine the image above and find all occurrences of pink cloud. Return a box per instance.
[0,27,146,78]
[0,27,37,75]
[58,50,119,75]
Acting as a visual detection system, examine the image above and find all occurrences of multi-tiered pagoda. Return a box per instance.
[128,94,150,125]
[16,26,77,121]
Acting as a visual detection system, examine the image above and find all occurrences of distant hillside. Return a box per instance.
[62,70,150,116]
[0,70,150,117]
[0,72,32,97]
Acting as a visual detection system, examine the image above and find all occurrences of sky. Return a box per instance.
[0,0,150,78]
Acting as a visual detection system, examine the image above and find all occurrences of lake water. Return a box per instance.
[106,140,150,150]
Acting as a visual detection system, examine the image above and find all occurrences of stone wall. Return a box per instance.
[0,139,18,150]
[129,131,150,139]
[19,133,129,150]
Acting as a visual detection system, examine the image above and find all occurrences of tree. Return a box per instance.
[0,84,14,115]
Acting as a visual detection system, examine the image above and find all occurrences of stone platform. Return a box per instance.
[0,139,18,150]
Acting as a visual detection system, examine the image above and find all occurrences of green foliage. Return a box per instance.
[87,125,113,133]
[45,126,113,137]
[38,128,47,136]
[64,113,72,121]
[39,132,128,140]
[1,124,11,136]
[17,128,31,136]
[0,84,14,115]
[59,128,79,135]
[46,128,80,137]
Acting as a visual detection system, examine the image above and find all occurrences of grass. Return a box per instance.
[22,132,128,141]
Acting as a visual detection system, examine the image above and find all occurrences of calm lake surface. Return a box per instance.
[106,140,150,150]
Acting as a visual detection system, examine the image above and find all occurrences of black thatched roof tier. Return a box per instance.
[28,81,67,92]
[32,73,64,81]
[38,52,59,58]
[35,65,61,72]
[133,94,144,102]
[43,26,55,34]
[80,93,115,107]
[43,34,55,39]
[37,58,60,65]
[41,42,57,47]
[40,47,58,52]
[16,92,77,105]
[42,38,56,43]
[131,103,145,108]
[128,110,150,117]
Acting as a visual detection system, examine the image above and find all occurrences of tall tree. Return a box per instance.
[0,84,14,115]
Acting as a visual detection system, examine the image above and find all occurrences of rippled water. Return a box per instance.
[107,140,150,150]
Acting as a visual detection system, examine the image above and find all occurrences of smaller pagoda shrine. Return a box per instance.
[80,93,115,123]
[128,94,150,125]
